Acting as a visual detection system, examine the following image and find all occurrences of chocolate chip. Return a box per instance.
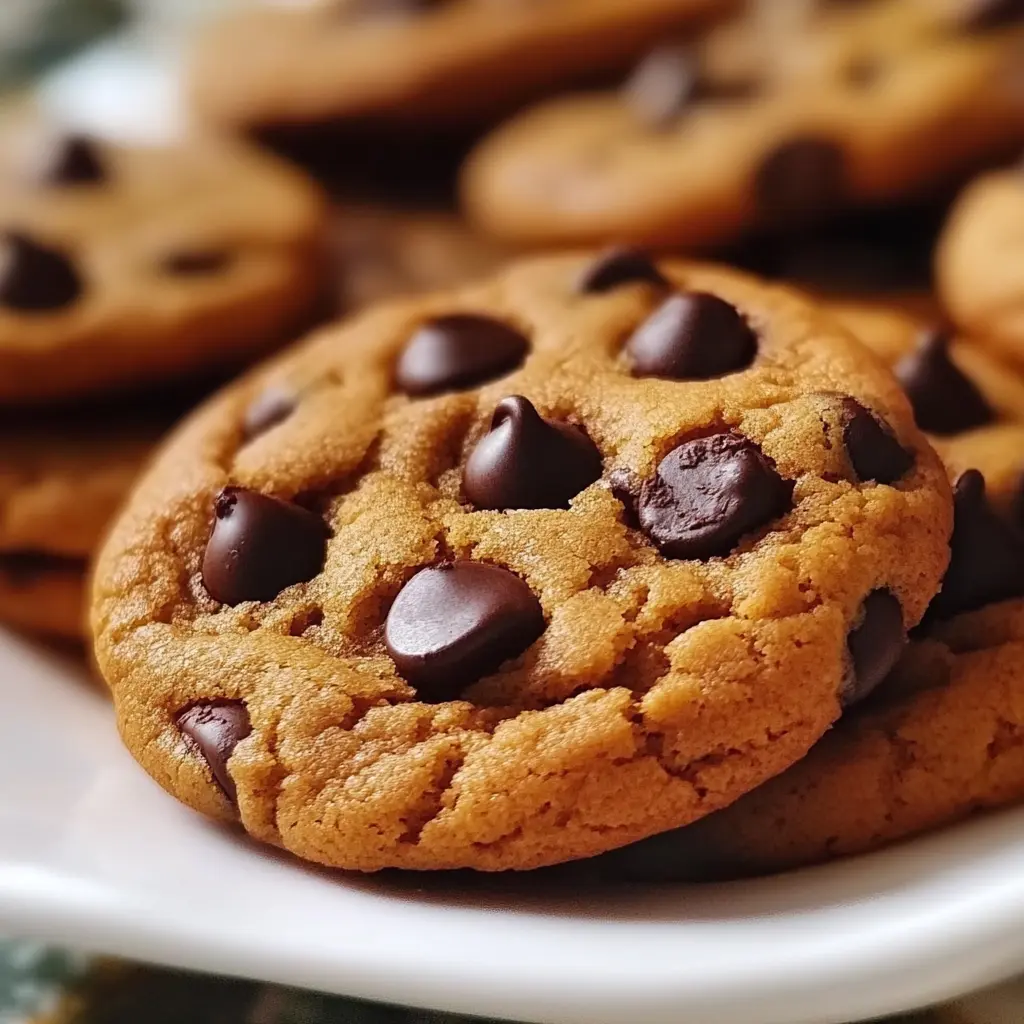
[242,386,296,442]
[957,0,1024,30]
[202,488,328,606]
[894,330,993,436]
[175,701,252,805]
[385,561,545,701]
[395,314,529,397]
[839,397,914,484]
[0,231,81,312]
[624,44,701,128]
[844,589,904,706]
[463,396,602,510]
[30,133,105,186]
[626,292,757,380]
[576,246,668,294]
[754,136,847,224]
[637,433,791,560]
[929,470,1024,619]
[162,249,231,276]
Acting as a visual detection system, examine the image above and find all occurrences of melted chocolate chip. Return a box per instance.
[0,232,81,312]
[839,397,914,484]
[31,134,105,186]
[929,470,1024,619]
[463,396,602,510]
[844,589,904,706]
[202,488,328,605]
[385,561,545,701]
[624,44,701,128]
[176,700,252,805]
[576,247,668,294]
[637,433,791,560]
[242,385,297,442]
[162,249,231,276]
[894,330,993,436]
[626,292,758,380]
[395,314,529,397]
[957,0,1024,30]
[754,137,847,224]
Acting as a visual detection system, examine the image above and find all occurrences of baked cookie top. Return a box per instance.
[189,0,733,132]
[462,0,1024,247]
[0,129,327,403]
[937,165,1024,366]
[585,299,1024,881]
[91,252,951,872]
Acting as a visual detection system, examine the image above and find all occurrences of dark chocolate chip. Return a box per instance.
[626,292,757,380]
[385,561,545,701]
[162,249,231,276]
[0,231,81,312]
[754,136,847,224]
[463,396,602,511]
[929,470,1024,619]
[242,385,296,442]
[576,246,668,294]
[839,397,914,484]
[844,589,904,706]
[894,329,993,436]
[957,0,1024,30]
[395,314,529,397]
[637,432,791,560]
[175,701,252,805]
[202,487,328,606]
[624,44,701,128]
[30,133,105,186]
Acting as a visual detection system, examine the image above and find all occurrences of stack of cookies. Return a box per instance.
[9,0,1024,883]
[0,124,327,637]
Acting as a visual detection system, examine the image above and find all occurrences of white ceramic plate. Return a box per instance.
[2,629,1024,1024]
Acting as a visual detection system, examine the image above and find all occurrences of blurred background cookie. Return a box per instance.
[461,0,1024,247]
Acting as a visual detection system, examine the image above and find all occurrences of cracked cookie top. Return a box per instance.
[462,0,1024,248]
[91,252,951,871]
[0,128,327,403]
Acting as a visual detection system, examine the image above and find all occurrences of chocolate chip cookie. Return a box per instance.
[0,418,159,637]
[462,0,1024,247]
[91,252,951,872]
[0,129,327,403]
[189,0,734,138]
[937,164,1024,370]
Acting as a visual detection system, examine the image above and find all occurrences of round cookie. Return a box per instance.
[0,128,327,403]
[0,416,162,637]
[462,0,1024,248]
[331,203,513,312]
[189,0,735,135]
[937,165,1024,370]
[91,251,951,872]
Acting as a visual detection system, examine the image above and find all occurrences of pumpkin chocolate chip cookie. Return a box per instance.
[189,0,735,136]
[91,252,951,872]
[0,128,327,403]
[462,0,1024,248]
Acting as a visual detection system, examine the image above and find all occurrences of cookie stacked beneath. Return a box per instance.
[0,127,327,637]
